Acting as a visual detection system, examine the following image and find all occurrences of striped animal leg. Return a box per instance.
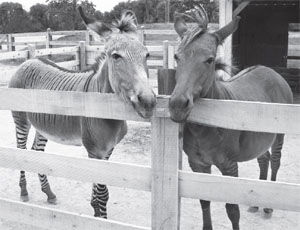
[91,183,109,218]
[31,131,57,204]
[248,151,271,213]
[262,134,285,215]
[217,160,240,230]
[270,134,284,182]
[12,111,31,202]
[89,148,114,218]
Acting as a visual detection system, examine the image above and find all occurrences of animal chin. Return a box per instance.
[131,102,153,119]
[169,109,190,123]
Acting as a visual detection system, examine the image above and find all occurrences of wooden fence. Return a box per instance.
[0,32,299,230]
[0,83,299,229]
[0,40,176,71]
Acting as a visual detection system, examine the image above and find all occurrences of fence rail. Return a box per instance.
[0,87,299,229]
[0,28,299,230]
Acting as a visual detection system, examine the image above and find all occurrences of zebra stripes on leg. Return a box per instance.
[13,112,31,201]
[91,183,109,218]
[32,132,57,203]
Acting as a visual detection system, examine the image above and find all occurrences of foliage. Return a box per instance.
[0,2,34,33]
[0,0,219,33]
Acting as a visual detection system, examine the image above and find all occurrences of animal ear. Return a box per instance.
[174,11,188,38]
[214,16,241,44]
[116,10,138,33]
[78,6,112,38]
[123,10,138,27]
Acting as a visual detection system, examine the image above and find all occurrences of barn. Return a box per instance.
[220,0,300,92]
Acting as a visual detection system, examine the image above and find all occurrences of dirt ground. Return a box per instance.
[0,64,299,230]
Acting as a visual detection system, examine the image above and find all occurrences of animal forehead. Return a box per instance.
[105,35,147,54]
[178,32,217,55]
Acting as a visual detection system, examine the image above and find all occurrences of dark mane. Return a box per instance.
[113,10,137,33]
[178,26,207,52]
[215,58,239,77]
[37,52,106,73]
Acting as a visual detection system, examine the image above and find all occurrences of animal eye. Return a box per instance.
[174,54,179,61]
[205,57,215,64]
[111,53,122,60]
[146,53,150,58]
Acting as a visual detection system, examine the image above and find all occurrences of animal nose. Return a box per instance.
[169,95,191,110]
[137,92,156,109]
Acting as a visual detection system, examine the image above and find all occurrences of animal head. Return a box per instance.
[169,5,240,122]
[78,7,156,119]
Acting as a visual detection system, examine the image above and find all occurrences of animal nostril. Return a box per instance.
[170,96,190,109]
[137,94,143,104]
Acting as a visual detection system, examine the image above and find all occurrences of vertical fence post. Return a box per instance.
[46,28,52,49]
[219,0,233,65]
[7,34,15,51]
[152,69,182,230]
[163,40,169,69]
[79,41,86,70]
[138,27,145,44]
[168,45,176,69]
[85,30,92,45]
[28,44,36,59]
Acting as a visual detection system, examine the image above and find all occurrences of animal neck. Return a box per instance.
[84,56,114,94]
[203,72,233,100]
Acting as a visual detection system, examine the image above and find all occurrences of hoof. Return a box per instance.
[263,208,273,219]
[203,227,213,230]
[47,196,57,204]
[248,206,259,213]
[263,208,273,214]
[20,195,29,202]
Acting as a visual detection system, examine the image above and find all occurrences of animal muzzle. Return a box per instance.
[169,94,193,123]
[130,91,157,118]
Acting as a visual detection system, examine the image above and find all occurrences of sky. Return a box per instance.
[0,0,125,12]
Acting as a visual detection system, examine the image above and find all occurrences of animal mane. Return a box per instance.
[215,58,239,79]
[112,10,137,33]
[37,52,107,74]
[178,26,207,52]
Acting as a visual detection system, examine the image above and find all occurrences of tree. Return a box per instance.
[0,2,33,33]
[29,4,50,31]
[46,0,96,30]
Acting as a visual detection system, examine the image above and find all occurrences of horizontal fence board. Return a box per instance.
[86,45,104,52]
[0,89,300,134]
[0,147,151,192]
[288,59,300,68]
[50,41,80,46]
[0,88,145,121]
[147,60,163,66]
[179,171,300,212]
[187,98,300,134]
[147,45,164,52]
[0,50,28,60]
[11,32,46,37]
[34,46,79,56]
[12,41,46,46]
[0,197,149,230]
[144,30,177,35]
[56,60,79,68]
[51,30,86,36]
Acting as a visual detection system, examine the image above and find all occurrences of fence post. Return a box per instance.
[138,27,145,44]
[168,45,176,69]
[46,28,52,49]
[219,0,233,65]
[152,69,182,230]
[7,34,15,51]
[163,40,169,69]
[79,41,86,70]
[28,44,36,59]
[85,30,92,45]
